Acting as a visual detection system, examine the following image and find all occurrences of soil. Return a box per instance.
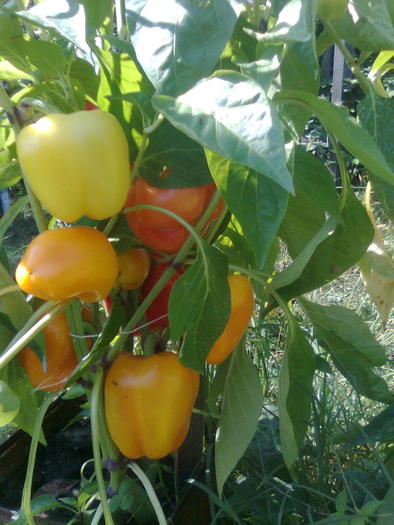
[0,397,92,524]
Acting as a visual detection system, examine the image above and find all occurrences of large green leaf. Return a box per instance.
[280,193,326,257]
[279,321,315,471]
[206,150,288,268]
[16,0,92,64]
[96,49,150,153]
[276,90,394,186]
[0,60,33,81]
[69,57,99,99]
[292,146,341,220]
[214,343,262,496]
[301,299,393,404]
[154,71,293,193]
[246,0,313,44]
[279,41,319,134]
[169,241,230,373]
[334,0,394,52]
[278,189,373,298]
[0,10,32,74]
[20,39,66,77]
[358,95,394,220]
[125,0,243,96]
[141,120,213,188]
[82,0,113,37]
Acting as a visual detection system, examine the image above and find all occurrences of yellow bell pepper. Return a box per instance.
[104,351,200,459]
[16,110,130,222]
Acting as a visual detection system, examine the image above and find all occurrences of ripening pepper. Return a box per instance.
[16,110,130,222]
[117,248,151,290]
[104,351,199,459]
[206,274,254,364]
[19,312,77,393]
[15,226,119,302]
[124,177,224,254]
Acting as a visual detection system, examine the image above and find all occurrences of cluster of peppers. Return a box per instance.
[14,108,254,460]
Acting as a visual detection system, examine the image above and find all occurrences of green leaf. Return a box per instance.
[377,482,394,525]
[276,90,394,186]
[215,343,262,496]
[96,49,151,153]
[301,299,394,403]
[0,357,44,440]
[125,0,243,96]
[279,41,319,134]
[0,261,32,330]
[339,405,394,446]
[0,10,32,74]
[238,47,282,92]
[169,241,230,373]
[358,95,394,220]
[22,39,66,77]
[0,379,19,426]
[334,0,394,52]
[0,59,33,81]
[206,150,288,268]
[69,57,99,99]
[153,71,294,193]
[82,0,113,36]
[292,146,341,220]
[280,193,326,258]
[279,322,315,471]
[277,189,373,299]
[0,195,28,244]
[141,120,213,188]
[16,0,92,64]
[215,223,256,270]
[246,0,313,44]
[0,162,21,190]
[274,215,338,289]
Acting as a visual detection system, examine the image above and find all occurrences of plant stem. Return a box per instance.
[327,131,351,210]
[115,0,128,40]
[0,84,47,232]
[0,300,71,370]
[109,195,223,361]
[103,214,119,237]
[0,284,20,298]
[90,367,115,525]
[324,21,374,97]
[21,394,54,524]
[128,462,168,525]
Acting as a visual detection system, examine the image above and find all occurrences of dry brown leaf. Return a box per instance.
[359,184,394,325]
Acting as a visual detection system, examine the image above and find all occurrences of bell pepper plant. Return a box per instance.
[0,2,391,524]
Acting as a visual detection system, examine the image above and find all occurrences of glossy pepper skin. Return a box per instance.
[125,177,223,253]
[16,110,130,222]
[140,261,184,331]
[19,312,77,392]
[15,226,119,302]
[117,248,150,290]
[104,351,199,459]
[206,275,254,365]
